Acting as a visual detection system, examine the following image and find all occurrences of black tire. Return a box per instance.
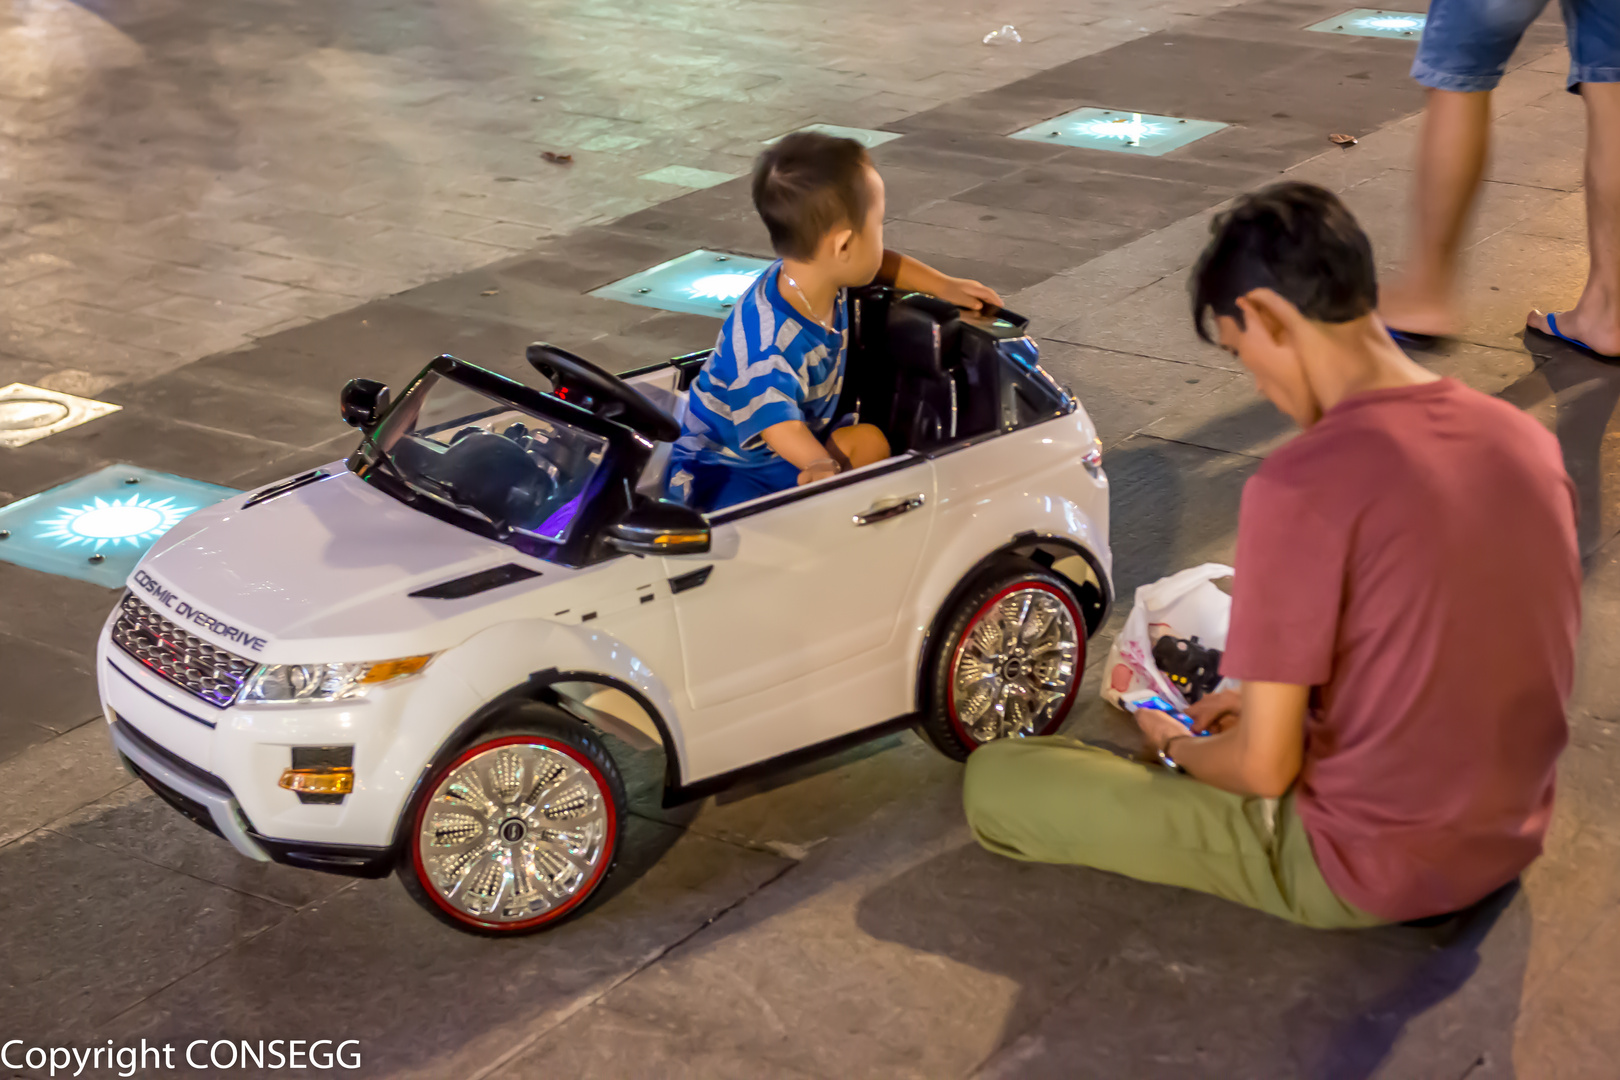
[398,702,626,936]
[918,561,1087,761]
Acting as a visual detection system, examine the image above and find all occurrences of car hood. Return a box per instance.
[132,467,571,659]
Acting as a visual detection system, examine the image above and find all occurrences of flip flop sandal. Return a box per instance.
[1526,312,1620,361]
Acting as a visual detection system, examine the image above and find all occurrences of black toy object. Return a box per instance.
[1152,634,1223,704]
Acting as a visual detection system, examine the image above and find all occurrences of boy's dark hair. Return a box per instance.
[752,132,874,260]
[1190,181,1377,343]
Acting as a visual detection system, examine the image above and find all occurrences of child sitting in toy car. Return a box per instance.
[667,132,1002,512]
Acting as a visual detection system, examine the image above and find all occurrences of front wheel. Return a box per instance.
[918,562,1086,761]
[399,703,625,935]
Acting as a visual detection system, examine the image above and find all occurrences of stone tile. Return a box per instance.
[1103,435,1258,593]
[0,632,99,748]
[1037,339,1250,449]
[896,199,1141,254]
[0,827,289,1041]
[248,301,542,388]
[882,220,1098,278]
[1048,267,1238,370]
[955,166,1228,232]
[1139,370,1298,460]
[1512,907,1620,1079]
[100,821,790,1078]
[37,407,299,489]
[109,367,350,451]
[0,721,132,849]
[0,558,120,660]
[52,785,350,910]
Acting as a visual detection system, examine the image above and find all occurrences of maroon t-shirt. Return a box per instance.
[1222,378,1581,921]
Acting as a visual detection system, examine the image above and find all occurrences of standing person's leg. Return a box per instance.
[1382,0,1550,338]
[1527,0,1620,357]
[961,737,1383,929]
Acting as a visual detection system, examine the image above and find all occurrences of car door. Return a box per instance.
[665,454,936,731]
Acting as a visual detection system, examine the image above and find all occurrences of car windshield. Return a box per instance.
[368,372,608,542]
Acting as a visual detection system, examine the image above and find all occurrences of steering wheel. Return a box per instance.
[526,342,680,443]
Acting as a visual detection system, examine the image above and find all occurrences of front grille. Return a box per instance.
[111,593,254,707]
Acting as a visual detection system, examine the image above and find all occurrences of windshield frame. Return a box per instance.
[349,355,653,567]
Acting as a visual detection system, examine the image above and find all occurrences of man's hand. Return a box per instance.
[936,276,1003,312]
[1132,707,1194,755]
[1188,689,1242,735]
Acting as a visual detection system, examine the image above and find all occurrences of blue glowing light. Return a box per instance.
[37,493,196,550]
[1359,13,1421,30]
[1009,108,1227,157]
[1306,9,1426,39]
[590,250,774,317]
[685,271,764,303]
[0,464,237,587]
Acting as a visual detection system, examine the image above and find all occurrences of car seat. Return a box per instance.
[627,368,690,497]
[886,294,964,452]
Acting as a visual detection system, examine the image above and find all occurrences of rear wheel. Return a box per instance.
[399,703,625,935]
[918,562,1085,761]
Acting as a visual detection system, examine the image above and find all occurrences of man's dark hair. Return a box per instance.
[1190,181,1378,343]
[752,132,874,260]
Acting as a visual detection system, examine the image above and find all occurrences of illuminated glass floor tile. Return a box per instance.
[0,464,238,588]
[1009,109,1227,157]
[766,124,902,149]
[589,249,773,318]
[639,165,740,189]
[0,383,121,448]
[1305,9,1425,39]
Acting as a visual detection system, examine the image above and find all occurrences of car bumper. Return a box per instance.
[95,616,483,858]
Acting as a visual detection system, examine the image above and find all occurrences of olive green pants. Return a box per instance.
[962,736,1385,929]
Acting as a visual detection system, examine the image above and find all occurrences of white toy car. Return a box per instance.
[96,288,1112,935]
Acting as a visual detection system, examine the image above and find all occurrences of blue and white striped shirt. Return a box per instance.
[668,261,849,485]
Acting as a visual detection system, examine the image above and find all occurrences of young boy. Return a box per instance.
[667,132,1001,512]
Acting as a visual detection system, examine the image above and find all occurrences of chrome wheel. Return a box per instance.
[949,585,1081,743]
[416,738,614,928]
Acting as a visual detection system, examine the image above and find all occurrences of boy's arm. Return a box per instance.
[879,250,1003,312]
[760,420,841,484]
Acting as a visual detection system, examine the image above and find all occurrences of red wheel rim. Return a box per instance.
[946,581,1084,750]
[411,734,617,932]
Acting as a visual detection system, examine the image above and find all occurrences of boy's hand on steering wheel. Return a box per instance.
[938,276,1002,312]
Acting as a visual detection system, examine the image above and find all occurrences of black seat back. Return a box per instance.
[886,294,963,452]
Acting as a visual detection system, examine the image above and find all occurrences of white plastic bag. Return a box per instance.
[1102,563,1235,713]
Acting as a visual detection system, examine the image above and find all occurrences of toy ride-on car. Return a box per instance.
[96,286,1113,935]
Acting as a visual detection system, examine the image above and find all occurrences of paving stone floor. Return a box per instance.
[3,0,1619,1076]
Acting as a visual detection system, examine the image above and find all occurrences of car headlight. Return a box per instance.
[239,654,436,705]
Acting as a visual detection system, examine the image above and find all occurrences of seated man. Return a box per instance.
[668,131,1000,512]
[963,182,1582,928]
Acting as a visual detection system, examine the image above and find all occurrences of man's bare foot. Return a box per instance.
[1379,277,1461,338]
[1526,308,1620,359]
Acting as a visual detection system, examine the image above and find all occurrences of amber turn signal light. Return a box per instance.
[359,654,434,683]
[279,767,355,795]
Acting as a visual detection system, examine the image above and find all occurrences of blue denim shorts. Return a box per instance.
[1413,0,1620,93]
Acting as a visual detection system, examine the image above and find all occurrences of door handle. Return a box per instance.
[853,493,926,526]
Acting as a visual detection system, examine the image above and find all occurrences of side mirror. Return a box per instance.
[607,499,710,556]
[340,379,390,428]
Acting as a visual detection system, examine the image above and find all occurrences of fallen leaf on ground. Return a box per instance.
[541,151,573,164]
[480,289,499,296]
[1329,133,1358,146]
